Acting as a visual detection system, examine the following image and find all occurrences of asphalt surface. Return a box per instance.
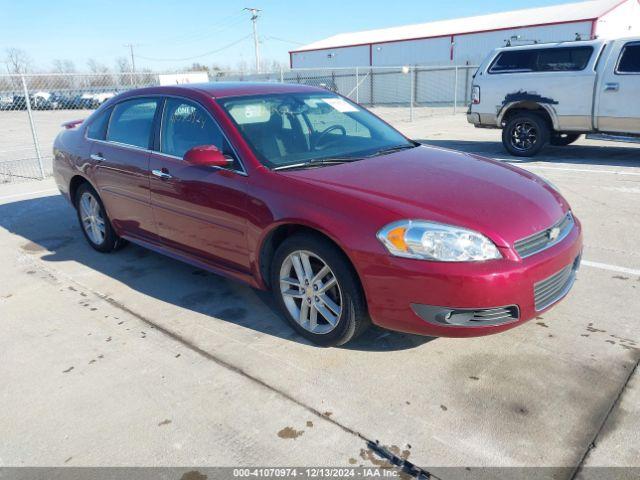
[1,113,638,477]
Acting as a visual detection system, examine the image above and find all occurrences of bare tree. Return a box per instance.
[86,59,111,87]
[115,56,131,73]
[52,59,76,74]
[86,59,109,74]
[4,48,32,74]
[187,62,209,72]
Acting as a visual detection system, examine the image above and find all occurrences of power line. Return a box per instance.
[265,36,304,46]
[159,14,247,48]
[135,35,252,62]
[156,11,246,46]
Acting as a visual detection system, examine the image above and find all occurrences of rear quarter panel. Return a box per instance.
[53,127,92,203]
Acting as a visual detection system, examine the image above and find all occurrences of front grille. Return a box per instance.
[514,212,574,259]
[534,256,580,311]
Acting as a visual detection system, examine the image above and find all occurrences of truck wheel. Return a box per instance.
[502,112,549,157]
[550,133,581,146]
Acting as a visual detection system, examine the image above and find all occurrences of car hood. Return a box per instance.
[280,145,569,247]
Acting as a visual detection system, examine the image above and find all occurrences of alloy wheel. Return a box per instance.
[511,121,538,152]
[79,191,106,245]
[279,250,343,334]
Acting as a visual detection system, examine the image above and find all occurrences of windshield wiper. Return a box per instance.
[273,156,361,171]
[366,143,419,157]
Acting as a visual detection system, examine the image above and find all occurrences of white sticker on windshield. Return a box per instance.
[321,97,359,113]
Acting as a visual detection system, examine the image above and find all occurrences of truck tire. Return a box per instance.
[502,112,549,157]
[550,133,581,146]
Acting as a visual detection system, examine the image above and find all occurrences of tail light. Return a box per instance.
[471,86,480,104]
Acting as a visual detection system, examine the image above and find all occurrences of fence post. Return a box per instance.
[21,75,45,179]
[279,67,284,83]
[409,66,414,122]
[355,67,359,104]
[454,66,459,115]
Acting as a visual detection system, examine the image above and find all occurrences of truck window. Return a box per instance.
[489,46,593,74]
[535,47,593,71]
[617,43,640,74]
[489,50,535,73]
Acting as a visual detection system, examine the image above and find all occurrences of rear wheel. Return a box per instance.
[502,112,549,157]
[550,133,581,146]
[271,234,370,346]
[75,183,124,253]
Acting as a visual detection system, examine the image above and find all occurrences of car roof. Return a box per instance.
[121,81,326,99]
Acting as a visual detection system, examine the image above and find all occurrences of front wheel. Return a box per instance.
[271,234,370,347]
[502,112,550,157]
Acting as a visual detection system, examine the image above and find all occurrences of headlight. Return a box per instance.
[377,220,501,262]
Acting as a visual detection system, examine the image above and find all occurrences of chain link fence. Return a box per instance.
[0,65,476,183]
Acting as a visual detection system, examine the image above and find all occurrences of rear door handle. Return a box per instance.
[604,82,619,92]
[152,169,172,180]
[90,153,105,162]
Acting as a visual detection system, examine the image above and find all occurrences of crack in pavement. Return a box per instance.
[19,252,437,479]
[570,356,640,479]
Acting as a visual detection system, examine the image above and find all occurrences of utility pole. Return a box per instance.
[124,43,137,73]
[123,43,138,86]
[244,8,261,73]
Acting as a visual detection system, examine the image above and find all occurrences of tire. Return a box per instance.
[270,233,370,347]
[550,133,581,146]
[75,183,124,253]
[502,112,550,157]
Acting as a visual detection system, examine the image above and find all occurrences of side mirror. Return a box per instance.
[183,145,234,168]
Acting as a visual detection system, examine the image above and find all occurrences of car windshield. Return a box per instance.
[218,92,415,169]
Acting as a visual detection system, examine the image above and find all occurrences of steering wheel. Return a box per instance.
[314,125,347,150]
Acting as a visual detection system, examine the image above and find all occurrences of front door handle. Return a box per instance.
[90,153,105,162]
[604,82,619,92]
[152,169,172,180]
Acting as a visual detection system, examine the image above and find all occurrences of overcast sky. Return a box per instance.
[2,0,576,72]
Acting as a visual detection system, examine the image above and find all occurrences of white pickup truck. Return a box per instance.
[467,37,640,156]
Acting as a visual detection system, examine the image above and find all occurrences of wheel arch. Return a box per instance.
[69,174,93,206]
[499,102,558,131]
[257,222,362,293]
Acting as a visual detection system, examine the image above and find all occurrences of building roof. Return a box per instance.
[291,0,623,52]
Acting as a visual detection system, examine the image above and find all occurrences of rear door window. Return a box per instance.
[86,107,112,140]
[617,42,640,73]
[107,98,159,149]
[490,46,593,73]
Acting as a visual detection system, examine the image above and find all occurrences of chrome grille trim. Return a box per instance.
[534,256,580,311]
[515,212,574,259]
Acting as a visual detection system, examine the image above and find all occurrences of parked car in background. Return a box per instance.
[53,83,582,346]
[0,93,14,110]
[468,37,640,156]
[81,91,116,108]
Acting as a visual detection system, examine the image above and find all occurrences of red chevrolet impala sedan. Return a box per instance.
[53,83,582,346]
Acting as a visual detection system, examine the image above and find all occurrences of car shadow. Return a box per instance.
[0,194,435,352]
[419,138,640,168]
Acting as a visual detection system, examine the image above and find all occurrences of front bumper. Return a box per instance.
[466,111,481,125]
[356,217,583,337]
